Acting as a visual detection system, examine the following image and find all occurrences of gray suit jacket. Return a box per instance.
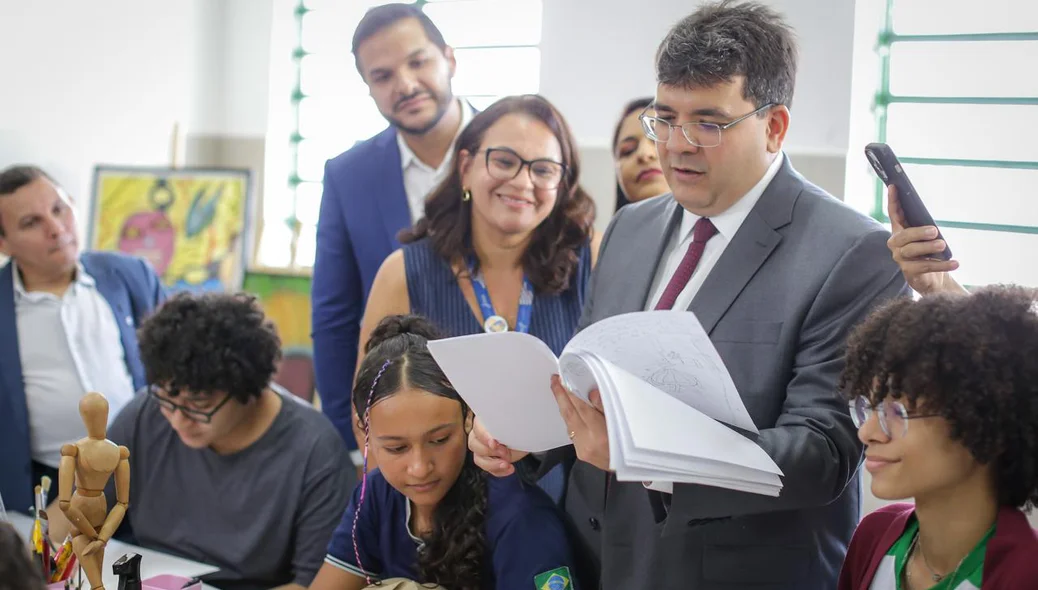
[551,158,909,589]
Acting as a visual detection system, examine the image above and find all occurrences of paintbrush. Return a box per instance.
[41,475,52,506]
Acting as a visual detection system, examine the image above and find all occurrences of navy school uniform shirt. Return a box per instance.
[325,469,579,590]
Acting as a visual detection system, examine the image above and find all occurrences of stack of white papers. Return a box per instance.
[427,311,783,496]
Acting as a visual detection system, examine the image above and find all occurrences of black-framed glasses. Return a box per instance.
[147,384,234,424]
[848,396,941,439]
[483,147,567,190]
[639,103,775,148]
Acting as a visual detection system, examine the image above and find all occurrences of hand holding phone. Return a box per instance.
[865,142,952,261]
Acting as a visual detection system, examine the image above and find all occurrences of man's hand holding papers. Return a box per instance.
[551,376,610,472]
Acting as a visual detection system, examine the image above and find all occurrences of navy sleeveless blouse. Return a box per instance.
[402,237,592,502]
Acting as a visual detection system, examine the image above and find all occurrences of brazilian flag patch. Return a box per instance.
[534,566,572,590]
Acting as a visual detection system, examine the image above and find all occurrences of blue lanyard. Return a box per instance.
[468,258,534,333]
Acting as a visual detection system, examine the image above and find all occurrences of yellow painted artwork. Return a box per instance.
[90,167,251,292]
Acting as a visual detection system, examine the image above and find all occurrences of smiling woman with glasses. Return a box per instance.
[353,95,601,506]
[837,286,1038,589]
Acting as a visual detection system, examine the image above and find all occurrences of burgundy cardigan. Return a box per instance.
[838,503,1038,589]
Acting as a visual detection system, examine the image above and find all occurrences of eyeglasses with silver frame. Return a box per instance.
[639,102,775,148]
[848,396,941,439]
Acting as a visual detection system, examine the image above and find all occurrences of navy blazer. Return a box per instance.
[0,251,165,513]
[311,127,413,451]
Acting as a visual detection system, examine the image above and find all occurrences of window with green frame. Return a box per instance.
[255,0,544,270]
[869,0,1038,288]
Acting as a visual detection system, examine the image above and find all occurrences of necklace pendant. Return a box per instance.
[932,573,943,582]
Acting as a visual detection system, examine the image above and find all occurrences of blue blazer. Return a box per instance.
[0,251,165,513]
[311,127,412,451]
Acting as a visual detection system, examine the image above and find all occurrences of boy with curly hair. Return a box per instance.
[837,286,1038,589]
[53,292,353,590]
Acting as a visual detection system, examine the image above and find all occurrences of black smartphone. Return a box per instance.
[865,142,952,260]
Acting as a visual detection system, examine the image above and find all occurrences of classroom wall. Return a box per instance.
[0,1,219,238]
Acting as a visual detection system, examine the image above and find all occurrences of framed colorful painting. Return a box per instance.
[88,166,253,292]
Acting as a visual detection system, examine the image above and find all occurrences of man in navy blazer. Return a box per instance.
[0,165,165,514]
[312,3,474,463]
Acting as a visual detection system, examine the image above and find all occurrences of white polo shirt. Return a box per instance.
[14,262,136,468]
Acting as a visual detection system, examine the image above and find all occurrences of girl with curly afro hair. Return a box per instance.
[837,285,1038,589]
[310,315,582,590]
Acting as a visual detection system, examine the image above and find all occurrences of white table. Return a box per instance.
[7,511,219,589]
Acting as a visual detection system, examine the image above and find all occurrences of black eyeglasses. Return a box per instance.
[848,396,941,439]
[147,384,234,424]
[639,103,775,148]
[482,147,567,190]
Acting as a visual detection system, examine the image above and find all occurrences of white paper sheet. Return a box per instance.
[427,332,570,452]
[585,353,782,495]
[564,310,758,434]
[427,311,782,496]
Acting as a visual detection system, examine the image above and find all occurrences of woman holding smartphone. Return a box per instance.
[886,184,968,296]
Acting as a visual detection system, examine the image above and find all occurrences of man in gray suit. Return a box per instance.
[470,2,910,589]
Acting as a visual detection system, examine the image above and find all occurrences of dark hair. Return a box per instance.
[0,522,46,590]
[401,94,595,294]
[351,3,447,78]
[138,292,282,404]
[838,286,1038,510]
[611,97,655,213]
[656,0,798,109]
[0,165,56,237]
[353,315,487,590]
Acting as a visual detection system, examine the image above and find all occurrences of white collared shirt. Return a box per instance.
[645,152,786,313]
[397,99,475,223]
[14,262,136,468]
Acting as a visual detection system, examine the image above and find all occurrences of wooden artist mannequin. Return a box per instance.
[58,392,130,590]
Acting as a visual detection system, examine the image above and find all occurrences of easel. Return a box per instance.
[170,121,184,170]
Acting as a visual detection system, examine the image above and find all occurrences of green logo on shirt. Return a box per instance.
[534,567,572,590]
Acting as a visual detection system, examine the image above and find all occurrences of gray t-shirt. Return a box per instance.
[106,392,354,590]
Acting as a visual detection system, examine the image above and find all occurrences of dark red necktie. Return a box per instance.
[654,217,718,311]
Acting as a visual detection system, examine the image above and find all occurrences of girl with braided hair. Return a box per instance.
[310,315,579,590]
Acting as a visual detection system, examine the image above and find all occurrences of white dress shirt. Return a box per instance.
[14,263,136,468]
[397,99,475,223]
[643,152,785,494]
[645,152,786,312]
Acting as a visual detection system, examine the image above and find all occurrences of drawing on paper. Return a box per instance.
[643,338,710,395]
